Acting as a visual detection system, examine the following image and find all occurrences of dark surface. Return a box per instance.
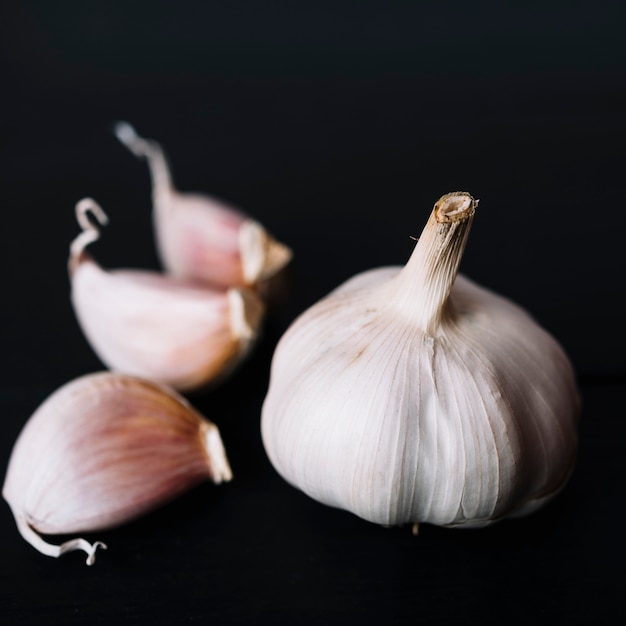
[0,1,624,624]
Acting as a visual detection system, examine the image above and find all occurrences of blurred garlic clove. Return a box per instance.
[2,371,232,565]
[69,198,265,392]
[113,121,292,289]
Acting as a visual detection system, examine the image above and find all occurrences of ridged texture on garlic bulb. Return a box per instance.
[113,121,292,288]
[69,198,265,392]
[3,372,232,564]
[262,192,579,529]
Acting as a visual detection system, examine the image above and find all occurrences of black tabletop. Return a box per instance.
[1,2,624,625]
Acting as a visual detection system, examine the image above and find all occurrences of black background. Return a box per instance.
[0,1,624,624]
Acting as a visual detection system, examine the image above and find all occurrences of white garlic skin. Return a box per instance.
[261,202,579,529]
[3,372,232,563]
[114,121,292,288]
[69,199,265,392]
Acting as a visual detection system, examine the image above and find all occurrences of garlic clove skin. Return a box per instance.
[113,121,292,288]
[2,372,232,564]
[261,192,579,529]
[69,198,265,392]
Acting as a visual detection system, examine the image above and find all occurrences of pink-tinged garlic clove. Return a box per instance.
[69,198,265,392]
[113,121,292,289]
[2,372,232,565]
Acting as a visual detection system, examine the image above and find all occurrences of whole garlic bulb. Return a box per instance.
[113,121,292,289]
[69,198,264,392]
[2,372,232,564]
[261,192,579,529]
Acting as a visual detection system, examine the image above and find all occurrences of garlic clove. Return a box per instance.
[113,121,292,288]
[261,192,579,530]
[2,372,232,564]
[69,198,265,392]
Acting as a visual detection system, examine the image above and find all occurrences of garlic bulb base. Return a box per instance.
[228,288,265,344]
[239,219,293,285]
[13,514,107,566]
[201,422,233,484]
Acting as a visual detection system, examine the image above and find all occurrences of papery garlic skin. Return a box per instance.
[261,192,579,529]
[69,198,265,392]
[2,372,232,564]
[114,121,292,288]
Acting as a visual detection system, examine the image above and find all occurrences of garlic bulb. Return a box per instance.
[261,192,579,530]
[2,372,232,564]
[69,198,264,392]
[113,121,292,289]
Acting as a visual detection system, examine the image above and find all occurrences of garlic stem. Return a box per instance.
[391,192,477,335]
[69,198,109,275]
[113,121,173,204]
[14,515,107,566]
